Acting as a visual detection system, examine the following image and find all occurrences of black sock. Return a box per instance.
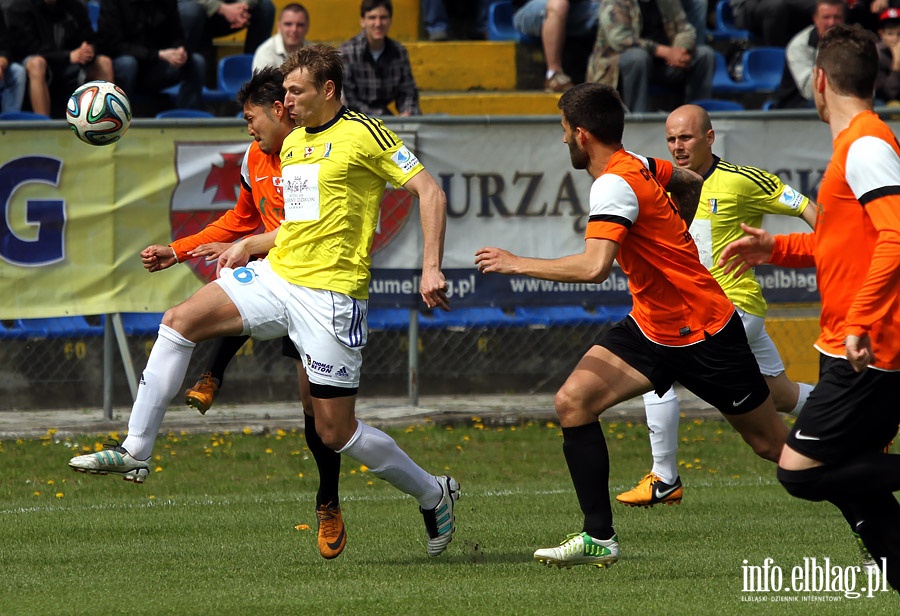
[778,452,900,501]
[562,422,614,540]
[205,335,250,386]
[304,412,341,507]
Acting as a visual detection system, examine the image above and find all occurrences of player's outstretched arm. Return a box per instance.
[719,223,775,278]
[476,238,618,284]
[141,244,177,272]
[404,170,450,311]
[666,167,703,226]
[215,230,279,278]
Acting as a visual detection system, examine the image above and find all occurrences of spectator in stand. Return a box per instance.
[876,8,900,103]
[339,0,420,116]
[587,0,714,113]
[731,0,816,46]
[252,3,310,73]
[178,0,275,55]
[97,0,206,112]
[7,0,113,118]
[421,0,493,40]
[771,0,844,109]
[0,10,26,113]
[513,0,600,92]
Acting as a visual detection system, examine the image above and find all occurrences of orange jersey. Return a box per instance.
[771,111,900,370]
[170,141,285,261]
[585,149,734,345]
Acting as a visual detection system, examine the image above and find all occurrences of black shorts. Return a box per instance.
[787,355,900,464]
[599,311,769,415]
[281,335,301,360]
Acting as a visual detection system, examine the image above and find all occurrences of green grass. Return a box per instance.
[0,418,895,615]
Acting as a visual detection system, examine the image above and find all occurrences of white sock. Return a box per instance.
[546,69,555,80]
[642,386,681,484]
[338,421,441,508]
[122,324,196,460]
[790,382,814,417]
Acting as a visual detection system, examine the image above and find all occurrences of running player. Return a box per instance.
[721,24,900,590]
[137,67,347,560]
[69,45,460,558]
[617,104,817,508]
[476,83,789,569]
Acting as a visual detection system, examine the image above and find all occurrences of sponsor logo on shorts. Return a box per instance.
[305,353,334,375]
[233,267,255,284]
[335,366,348,378]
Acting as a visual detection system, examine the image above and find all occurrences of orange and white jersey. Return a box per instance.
[585,149,734,346]
[170,141,285,261]
[772,111,900,370]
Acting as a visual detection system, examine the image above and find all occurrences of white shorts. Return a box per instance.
[215,260,367,388]
[737,307,786,377]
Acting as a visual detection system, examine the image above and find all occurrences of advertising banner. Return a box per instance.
[0,114,847,317]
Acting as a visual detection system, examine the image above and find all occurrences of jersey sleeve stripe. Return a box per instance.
[717,161,778,194]
[344,110,396,150]
[859,185,900,205]
[646,156,657,177]
[589,213,633,228]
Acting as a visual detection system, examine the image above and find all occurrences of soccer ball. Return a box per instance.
[66,81,132,146]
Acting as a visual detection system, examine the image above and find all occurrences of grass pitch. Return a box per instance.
[0,417,895,615]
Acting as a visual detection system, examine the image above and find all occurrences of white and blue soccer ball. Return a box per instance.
[66,80,132,146]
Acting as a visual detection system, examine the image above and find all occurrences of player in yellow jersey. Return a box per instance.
[69,45,460,558]
[616,104,818,508]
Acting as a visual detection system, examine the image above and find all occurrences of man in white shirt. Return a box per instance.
[252,2,310,72]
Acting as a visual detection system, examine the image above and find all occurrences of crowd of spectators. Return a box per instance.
[1,0,899,118]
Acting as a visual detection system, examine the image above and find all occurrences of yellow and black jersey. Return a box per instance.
[272,107,423,299]
[691,156,811,317]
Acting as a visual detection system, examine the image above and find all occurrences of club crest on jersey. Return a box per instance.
[324,143,332,158]
[708,198,718,214]
[304,146,315,158]
[391,146,419,173]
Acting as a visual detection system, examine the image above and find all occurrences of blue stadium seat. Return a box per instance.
[218,54,254,97]
[155,109,216,119]
[9,316,103,338]
[87,1,100,31]
[0,320,47,339]
[120,313,163,336]
[712,51,753,95]
[741,47,784,94]
[709,0,751,42]
[487,1,539,43]
[691,98,745,112]
[0,111,51,120]
[420,307,527,329]
[367,308,410,331]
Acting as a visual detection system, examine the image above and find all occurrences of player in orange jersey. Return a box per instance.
[721,24,900,591]
[138,67,346,560]
[476,82,789,569]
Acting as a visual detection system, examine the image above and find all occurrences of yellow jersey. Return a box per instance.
[690,156,811,317]
[273,108,424,299]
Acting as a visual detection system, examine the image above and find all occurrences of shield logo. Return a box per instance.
[171,142,262,282]
[372,187,414,255]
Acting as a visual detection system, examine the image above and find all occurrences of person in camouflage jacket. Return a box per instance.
[586,0,713,112]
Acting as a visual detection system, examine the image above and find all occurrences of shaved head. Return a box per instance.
[665,105,715,174]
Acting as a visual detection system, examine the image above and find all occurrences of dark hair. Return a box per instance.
[281,3,309,20]
[558,83,625,146]
[816,24,878,98]
[815,0,845,14]
[237,66,287,107]
[280,44,344,97]
[360,0,392,17]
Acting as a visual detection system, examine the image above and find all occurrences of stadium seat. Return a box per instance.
[155,109,216,119]
[218,54,254,97]
[367,308,410,331]
[9,316,103,338]
[0,111,51,120]
[119,312,163,336]
[711,51,753,95]
[761,99,777,110]
[691,98,745,111]
[741,47,785,94]
[419,306,527,329]
[487,1,539,43]
[709,0,752,41]
[87,1,100,31]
